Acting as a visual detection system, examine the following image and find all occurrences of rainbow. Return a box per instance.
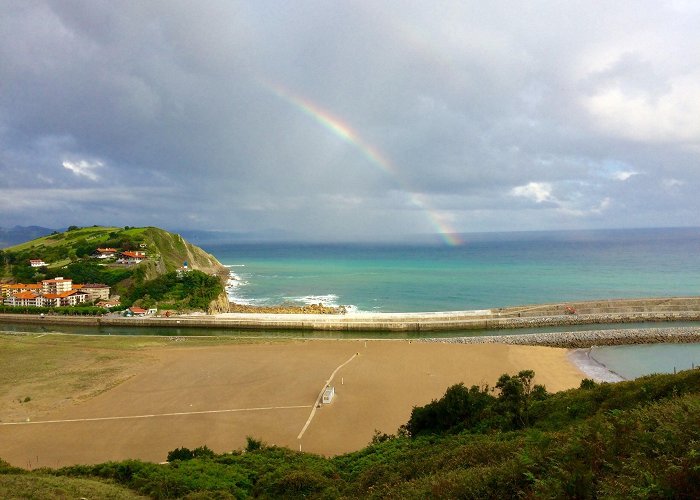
[261,80,462,246]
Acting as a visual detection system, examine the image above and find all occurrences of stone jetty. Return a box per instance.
[421,327,700,348]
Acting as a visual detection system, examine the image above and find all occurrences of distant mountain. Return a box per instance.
[0,225,56,248]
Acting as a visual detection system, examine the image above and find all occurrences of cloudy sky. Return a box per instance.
[1,1,699,242]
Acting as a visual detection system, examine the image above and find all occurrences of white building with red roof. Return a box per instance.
[42,277,73,294]
[1,283,42,298]
[42,290,88,307]
[5,291,41,307]
[118,251,146,264]
[93,248,117,259]
[73,283,111,301]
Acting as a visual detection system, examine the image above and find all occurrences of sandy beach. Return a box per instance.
[0,335,584,467]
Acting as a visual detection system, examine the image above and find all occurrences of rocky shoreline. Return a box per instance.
[228,302,345,314]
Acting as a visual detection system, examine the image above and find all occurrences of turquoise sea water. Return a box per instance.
[204,227,700,313]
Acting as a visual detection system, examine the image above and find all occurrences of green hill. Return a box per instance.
[1,368,698,498]
[0,226,230,312]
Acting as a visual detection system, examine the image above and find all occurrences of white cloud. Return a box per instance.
[584,73,700,145]
[612,170,638,181]
[663,178,684,188]
[511,182,611,218]
[61,159,103,181]
[510,182,554,203]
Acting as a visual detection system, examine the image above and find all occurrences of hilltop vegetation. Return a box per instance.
[0,226,228,312]
[2,368,698,498]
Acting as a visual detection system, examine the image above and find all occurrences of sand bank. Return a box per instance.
[0,338,583,467]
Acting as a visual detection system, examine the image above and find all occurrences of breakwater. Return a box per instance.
[420,327,700,348]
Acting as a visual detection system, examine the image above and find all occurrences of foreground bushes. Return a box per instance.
[6,368,699,498]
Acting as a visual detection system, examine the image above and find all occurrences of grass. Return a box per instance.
[0,332,292,424]
[0,473,146,499]
[5,227,122,252]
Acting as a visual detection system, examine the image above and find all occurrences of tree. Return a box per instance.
[494,370,548,429]
[406,382,495,436]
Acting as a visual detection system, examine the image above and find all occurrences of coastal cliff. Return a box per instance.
[137,227,228,278]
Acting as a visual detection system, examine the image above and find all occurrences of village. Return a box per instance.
[1,247,147,312]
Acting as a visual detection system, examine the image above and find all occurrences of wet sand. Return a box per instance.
[0,339,584,467]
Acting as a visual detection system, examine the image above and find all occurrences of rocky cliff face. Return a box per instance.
[141,228,231,313]
[141,227,229,277]
[209,290,231,314]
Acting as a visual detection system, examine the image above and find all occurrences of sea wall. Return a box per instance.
[2,310,700,332]
[2,296,700,332]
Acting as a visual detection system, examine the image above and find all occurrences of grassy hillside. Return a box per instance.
[0,226,229,312]
[2,368,697,498]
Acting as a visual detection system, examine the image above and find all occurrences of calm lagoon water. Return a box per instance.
[589,343,700,380]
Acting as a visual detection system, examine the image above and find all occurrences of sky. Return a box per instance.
[1,1,699,243]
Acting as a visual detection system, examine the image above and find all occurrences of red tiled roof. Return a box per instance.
[14,291,39,299]
[7,284,42,289]
[122,251,146,258]
[44,291,80,299]
[129,307,147,313]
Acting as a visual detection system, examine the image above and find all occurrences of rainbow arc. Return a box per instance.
[261,80,462,246]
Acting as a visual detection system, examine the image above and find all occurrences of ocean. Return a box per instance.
[204,227,700,313]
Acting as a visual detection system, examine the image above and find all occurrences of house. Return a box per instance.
[42,290,88,307]
[2,283,42,298]
[29,259,47,267]
[97,299,121,308]
[4,289,87,307]
[93,248,117,259]
[127,306,148,316]
[42,277,73,294]
[4,291,41,307]
[73,283,110,302]
[117,251,146,264]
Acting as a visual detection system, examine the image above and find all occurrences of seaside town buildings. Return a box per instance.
[3,246,146,308]
[2,277,110,308]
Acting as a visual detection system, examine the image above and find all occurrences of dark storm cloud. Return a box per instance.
[1,1,699,240]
